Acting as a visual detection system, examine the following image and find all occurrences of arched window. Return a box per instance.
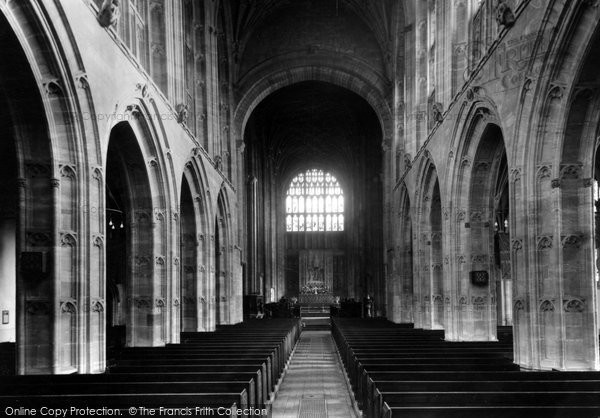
[286,169,344,232]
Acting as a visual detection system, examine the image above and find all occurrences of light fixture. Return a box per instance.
[120,221,124,229]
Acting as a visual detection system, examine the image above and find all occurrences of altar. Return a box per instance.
[298,293,336,305]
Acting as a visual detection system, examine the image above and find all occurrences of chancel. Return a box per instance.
[0,0,600,417]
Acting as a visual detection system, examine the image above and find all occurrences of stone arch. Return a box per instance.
[389,183,414,324]
[445,99,505,342]
[181,154,214,332]
[0,1,103,374]
[105,121,156,348]
[516,2,600,370]
[413,156,444,330]
[215,185,234,325]
[233,64,393,147]
[103,98,177,350]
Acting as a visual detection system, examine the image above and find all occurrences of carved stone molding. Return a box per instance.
[474,161,489,172]
[460,156,472,169]
[539,299,555,312]
[26,231,51,247]
[60,232,78,247]
[92,167,103,182]
[76,73,89,90]
[536,165,552,181]
[548,83,565,100]
[135,83,149,98]
[155,256,165,266]
[60,299,77,314]
[560,164,581,180]
[511,168,521,183]
[151,42,166,57]
[465,86,485,101]
[442,207,450,220]
[126,104,141,116]
[470,211,483,222]
[495,0,515,27]
[92,234,104,248]
[523,77,533,95]
[134,256,151,266]
[513,298,526,311]
[431,102,444,123]
[26,163,50,178]
[563,298,585,312]
[134,297,152,309]
[471,254,487,264]
[97,0,120,28]
[561,234,584,249]
[135,211,151,223]
[511,239,523,252]
[155,298,165,308]
[536,235,553,250]
[43,79,63,97]
[154,210,165,222]
[91,299,105,313]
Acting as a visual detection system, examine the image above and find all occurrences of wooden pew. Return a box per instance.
[331,317,600,417]
[0,318,301,413]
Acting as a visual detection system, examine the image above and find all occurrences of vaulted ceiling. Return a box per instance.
[229,0,398,57]
[245,81,381,182]
[227,0,402,83]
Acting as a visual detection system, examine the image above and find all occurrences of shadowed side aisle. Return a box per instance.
[270,331,359,418]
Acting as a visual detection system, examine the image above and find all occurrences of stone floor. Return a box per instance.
[270,330,359,418]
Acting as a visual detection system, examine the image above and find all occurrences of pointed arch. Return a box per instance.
[181,154,213,332]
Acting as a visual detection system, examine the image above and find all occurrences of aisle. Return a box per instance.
[270,330,358,418]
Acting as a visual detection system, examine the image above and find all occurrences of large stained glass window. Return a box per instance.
[285,169,344,232]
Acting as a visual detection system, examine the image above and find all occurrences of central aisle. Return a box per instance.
[270,330,359,418]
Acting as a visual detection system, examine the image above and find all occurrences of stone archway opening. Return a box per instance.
[466,123,508,341]
[0,98,18,375]
[215,189,230,325]
[0,12,52,375]
[414,161,443,331]
[105,122,154,350]
[180,176,197,331]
